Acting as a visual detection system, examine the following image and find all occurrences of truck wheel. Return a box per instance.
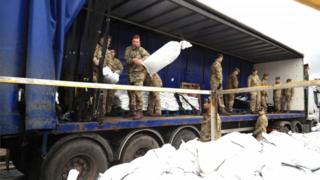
[279,125,291,133]
[272,121,292,133]
[171,129,198,149]
[121,134,159,163]
[44,139,108,180]
[291,120,303,133]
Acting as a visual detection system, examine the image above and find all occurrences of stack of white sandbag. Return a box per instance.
[98,131,320,180]
[115,90,130,111]
[115,91,180,111]
[179,95,200,110]
[160,92,180,111]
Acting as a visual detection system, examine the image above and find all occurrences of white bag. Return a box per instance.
[103,66,119,84]
[142,40,192,75]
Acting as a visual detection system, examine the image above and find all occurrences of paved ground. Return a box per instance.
[0,170,25,180]
[0,149,25,180]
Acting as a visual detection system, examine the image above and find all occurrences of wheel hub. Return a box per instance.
[62,155,92,179]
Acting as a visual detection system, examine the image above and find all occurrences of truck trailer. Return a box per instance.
[0,0,319,179]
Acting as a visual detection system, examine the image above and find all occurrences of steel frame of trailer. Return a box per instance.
[56,111,305,133]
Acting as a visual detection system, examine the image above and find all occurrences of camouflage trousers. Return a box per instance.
[200,113,211,142]
[253,116,268,141]
[274,97,281,112]
[145,74,162,116]
[261,94,268,110]
[253,124,267,141]
[211,84,226,110]
[128,70,148,111]
[200,112,221,141]
[102,90,116,114]
[93,72,98,83]
[147,92,161,116]
[250,91,261,112]
[282,96,292,112]
[226,93,235,112]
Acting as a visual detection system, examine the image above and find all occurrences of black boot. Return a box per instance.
[220,108,231,116]
[133,110,144,120]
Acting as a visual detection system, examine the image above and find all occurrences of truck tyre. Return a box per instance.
[291,120,303,133]
[279,125,291,133]
[272,121,292,133]
[44,139,108,180]
[171,129,198,149]
[121,134,159,163]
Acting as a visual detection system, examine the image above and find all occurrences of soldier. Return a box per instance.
[273,77,282,113]
[92,36,112,117]
[260,73,269,111]
[210,53,230,115]
[226,68,240,113]
[92,36,111,82]
[125,35,150,119]
[102,49,123,115]
[253,109,268,141]
[248,69,261,113]
[200,97,221,142]
[282,79,294,113]
[145,73,162,116]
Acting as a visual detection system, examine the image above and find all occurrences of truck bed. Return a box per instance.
[56,112,305,133]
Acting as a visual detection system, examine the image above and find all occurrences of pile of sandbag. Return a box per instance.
[179,95,200,110]
[115,91,185,111]
[98,131,320,180]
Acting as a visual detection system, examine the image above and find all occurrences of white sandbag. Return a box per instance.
[103,66,119,84]
[142,40,192,75]
[67,169,79,180]
[102,66,112,76]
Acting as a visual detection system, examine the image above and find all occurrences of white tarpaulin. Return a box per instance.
[98,131,320,180]
[142,40,192,75]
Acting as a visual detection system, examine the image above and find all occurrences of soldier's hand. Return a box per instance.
[217,83,221,90]
[133,58,143,65]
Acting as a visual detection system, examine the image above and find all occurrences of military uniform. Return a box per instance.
[210,60,227,113]
[253,111,268,141]
[226,72,239,112]
[92,44,113,117]
[124,46,150,115]
[260,78,268,110]
[92,44,103,82]
[248,74,261,113]
[145,73,162,116]
[102,56,123,114]
[200,98,222,142]
[273,80,282,112]
[282,84,294,112]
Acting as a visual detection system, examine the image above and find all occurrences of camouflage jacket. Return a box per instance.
[210,60,223,87]
[104,57,123,74]
[226,73,239,89]
[124,46,150,74]
[248,74,261,87]
[261,79,268,96]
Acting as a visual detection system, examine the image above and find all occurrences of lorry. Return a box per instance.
[0,0,319,179]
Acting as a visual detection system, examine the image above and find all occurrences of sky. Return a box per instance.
[197,0,320,79]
